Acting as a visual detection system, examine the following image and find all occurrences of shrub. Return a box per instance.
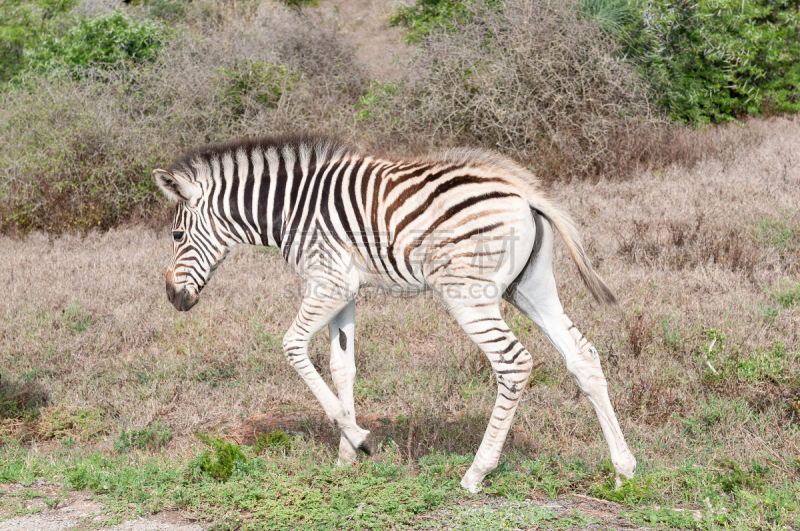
[0,5,363,233]
[372,0,660,180]
[190,434,247,482]
[218,60,300,116]
[0,0,76,82]
[624,0,800,123]
[19,9,167,80]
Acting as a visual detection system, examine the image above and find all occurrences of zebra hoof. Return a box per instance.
[358,433,375,456]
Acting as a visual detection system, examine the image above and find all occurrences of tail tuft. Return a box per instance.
[530,198,617,306]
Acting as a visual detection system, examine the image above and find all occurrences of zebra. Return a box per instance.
[153,134,636,493]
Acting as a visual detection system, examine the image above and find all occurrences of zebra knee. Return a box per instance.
[493,349,533,398]
[564,344,608,396]
[282,334,308,370]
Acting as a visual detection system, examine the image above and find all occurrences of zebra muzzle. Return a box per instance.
[166,270,199,311]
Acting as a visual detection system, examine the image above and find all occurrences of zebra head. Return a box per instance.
[153,168,230,312]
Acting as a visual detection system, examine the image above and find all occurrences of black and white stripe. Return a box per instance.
[153,134,635,492]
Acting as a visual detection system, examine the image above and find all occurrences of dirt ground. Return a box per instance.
[0,482,203,530]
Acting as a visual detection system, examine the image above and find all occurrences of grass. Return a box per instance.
[0,441,798,529]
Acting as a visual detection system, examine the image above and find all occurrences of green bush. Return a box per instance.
[189,434,247,482]
[20,9,166,80]
[624,0,800,123]
[0,0,76,82]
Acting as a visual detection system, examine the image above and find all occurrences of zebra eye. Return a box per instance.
[172,231,185,241]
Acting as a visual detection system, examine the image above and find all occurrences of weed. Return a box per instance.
[278,0,319,8]
[389,0,472,44]
[771,280,800,308]
[754,211,799,257]
[0,373,48,420]
[579,0,636,37]
[189,434,247,482]
[624,308,652,358]
[591,476,652,504]
[115,421,173,452]
[253,430,292,454]
[737,341,791,383]
[37,407,107,440]
[661,314,682,351]
[759,303,780,325]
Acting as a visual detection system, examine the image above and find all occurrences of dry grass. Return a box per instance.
[1,117,798,479]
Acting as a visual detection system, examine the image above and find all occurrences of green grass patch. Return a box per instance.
[115,421,174,452]
[1,442,799,529]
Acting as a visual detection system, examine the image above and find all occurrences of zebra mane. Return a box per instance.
[169,134,359,181]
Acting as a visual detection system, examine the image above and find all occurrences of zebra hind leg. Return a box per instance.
[447,302,534,493]
[503,220,636,485]
[328,300,359,464]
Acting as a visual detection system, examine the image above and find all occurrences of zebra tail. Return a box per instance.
[529,197,617,306]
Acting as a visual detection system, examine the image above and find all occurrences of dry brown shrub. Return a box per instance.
[366,0,665,180]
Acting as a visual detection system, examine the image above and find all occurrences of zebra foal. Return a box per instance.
[153,134,636,492]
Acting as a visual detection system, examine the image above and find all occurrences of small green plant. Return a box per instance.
[759,303,780,325]
[63,304,91,333]
[737,341,790,383]
[189,434,247,482]
[115,421,174,452]
[754,211,798,257]
[218,60,299,116]
[713,457,769,493]
[389,0,473,44]
[355,81,400,121]
[591,476,652,504]
[253,430,293,454]
[771,280,800,308]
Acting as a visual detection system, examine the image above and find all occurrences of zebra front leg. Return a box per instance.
[284,293,371,454]
[328,300,359,464]
[448,303,534,493]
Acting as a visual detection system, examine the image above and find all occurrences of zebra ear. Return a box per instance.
[153,169,201,204]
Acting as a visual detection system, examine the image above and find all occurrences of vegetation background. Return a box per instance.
[0,0,798,529]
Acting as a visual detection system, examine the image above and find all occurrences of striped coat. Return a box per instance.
[154,135,635,492]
